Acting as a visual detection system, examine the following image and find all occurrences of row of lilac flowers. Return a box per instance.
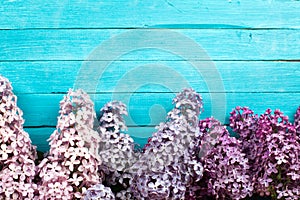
[0,75,299,199]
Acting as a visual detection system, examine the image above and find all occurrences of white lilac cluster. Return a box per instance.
[230,107,300,199]
[198,117,253,199]
[128,88,204,199]
[97,101,139,188]
[37,90,104,199]
[0,75,37,199]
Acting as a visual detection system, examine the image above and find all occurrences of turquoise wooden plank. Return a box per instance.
[0,29,299,61]
[24,128,53,153]
[18,93,300,127]
[1,0,300,29]
[0,61,299,93]
[25,127,155,152]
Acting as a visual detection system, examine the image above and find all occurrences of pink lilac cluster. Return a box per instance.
[230,107,300,199]
[294,106,300,135]
[0,75,37,199]
[37,89,104,199]
[96,101,139,194]
[129,88,204,199]
[197,117,253,199]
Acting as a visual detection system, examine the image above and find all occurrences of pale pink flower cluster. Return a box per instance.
[36,89,103,199]
[0,75,37,199]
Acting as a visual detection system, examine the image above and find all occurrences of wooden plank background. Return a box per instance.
[0,0,299,152]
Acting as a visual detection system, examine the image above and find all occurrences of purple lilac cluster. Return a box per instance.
[229,107,262,179]
[0,75,37,199]
[128,88,204,199]
[230,107,300,199]
[198,117,253,199]
[37,90,104,199]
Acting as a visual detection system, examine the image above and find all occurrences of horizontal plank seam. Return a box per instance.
[0,27,299,31]
[14,92,300,95]
[1,60,300,62]
[25,125,56,128]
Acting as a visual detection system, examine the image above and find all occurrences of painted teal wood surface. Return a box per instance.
[1,0,300,28]
[0,0,299,152]
[0,29,299,61]
[1,61,299,93]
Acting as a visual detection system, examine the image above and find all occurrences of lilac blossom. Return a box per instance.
[256,109,300,199]
[229,107,262,176]
[129,88,204,199]
[0,75,37,199]
[97,101,139,189]
[37,89,102,199]
[84,183,115,200]
[230,107,300,199]
[198,117,253,199]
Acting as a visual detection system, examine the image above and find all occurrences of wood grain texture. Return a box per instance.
[1,0,300,29]
[0,29,299,61]
[0,61,299,93]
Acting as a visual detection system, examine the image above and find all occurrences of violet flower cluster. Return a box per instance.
[128,88,204,199]
[197,117,253,199]
[230,107,300,199]
[0,75,37,199]
[229,107,261,177]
